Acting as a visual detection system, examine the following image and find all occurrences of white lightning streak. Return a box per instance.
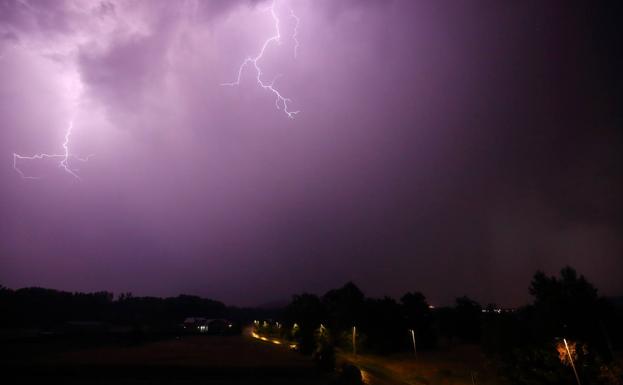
[290,8,300,59]
[13,119,92,180]
[222,0,300,118]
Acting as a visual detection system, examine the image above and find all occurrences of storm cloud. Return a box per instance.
[1,0,621,306]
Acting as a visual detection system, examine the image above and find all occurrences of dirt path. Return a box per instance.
[338,346,500,385]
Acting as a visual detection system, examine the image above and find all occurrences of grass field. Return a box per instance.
[1,332,330,385]
[1,329,510,385]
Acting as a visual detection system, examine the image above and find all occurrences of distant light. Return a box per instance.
[271,339,281,345]
[289,344,297,349]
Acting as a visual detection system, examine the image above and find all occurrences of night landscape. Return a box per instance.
[1,1,622,384]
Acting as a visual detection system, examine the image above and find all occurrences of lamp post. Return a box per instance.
[409,329,417,357]
[563,338,582,385]
[352,326,357,355]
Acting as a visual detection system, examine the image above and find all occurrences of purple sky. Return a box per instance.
[1,0,621,307]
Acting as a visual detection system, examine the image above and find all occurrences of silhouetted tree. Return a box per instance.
[530,266,600,343]
[361,297,407,353]
[454,296,482,343]
[488,267,621,385]
[284,293,324,353]
[322,282,365,332]
[401,291,436,349]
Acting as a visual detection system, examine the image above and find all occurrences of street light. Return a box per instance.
[409,329,416,357]
[557,337,582,385]
[563,338,582,385]
[352,326,357,355]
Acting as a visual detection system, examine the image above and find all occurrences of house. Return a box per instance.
[182,317,234,334]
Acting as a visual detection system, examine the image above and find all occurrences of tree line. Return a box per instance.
[2,266,622,384]
[258,267,622,384]
[0,287,276,331]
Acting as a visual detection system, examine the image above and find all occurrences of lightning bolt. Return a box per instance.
[222,0,300,119]
[290,8,300,59]
[13,119,92,180]
[11,48,92,180]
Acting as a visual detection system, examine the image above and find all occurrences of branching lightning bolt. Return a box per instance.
[13,119,92,180]
[222,0,300,118]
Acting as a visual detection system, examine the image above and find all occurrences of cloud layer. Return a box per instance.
[1,0,621,306]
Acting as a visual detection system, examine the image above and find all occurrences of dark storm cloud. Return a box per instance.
[0,0,621,306]
[0,0,73,35]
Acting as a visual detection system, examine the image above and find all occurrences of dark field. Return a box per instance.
[0,331,504,385]
[0,333,329,385]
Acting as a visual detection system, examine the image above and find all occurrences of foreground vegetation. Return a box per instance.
[260,267,623,385]
[2,266,622,384]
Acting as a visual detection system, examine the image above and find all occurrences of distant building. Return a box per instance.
[481,308,515,314]
[182,317,233,333]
